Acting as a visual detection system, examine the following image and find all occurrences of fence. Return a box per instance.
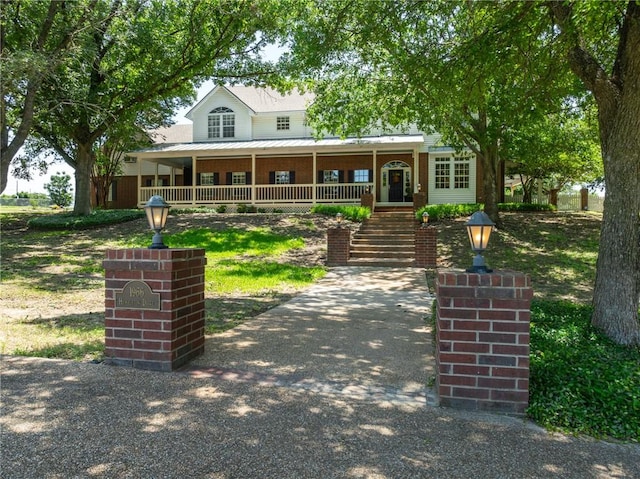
[503,191,604,212]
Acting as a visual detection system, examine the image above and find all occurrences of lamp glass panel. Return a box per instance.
[467,224,492,251]
[146,206,168,230]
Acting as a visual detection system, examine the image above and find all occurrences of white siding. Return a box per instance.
[427,152,477,204]
[190,90,253,142]
[252,112,310,139]
[122,160,175,176]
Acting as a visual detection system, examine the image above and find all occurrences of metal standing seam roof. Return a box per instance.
[129,135,427,158]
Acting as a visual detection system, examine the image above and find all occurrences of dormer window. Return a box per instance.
[277,116,290,131]
[208,107,235,138]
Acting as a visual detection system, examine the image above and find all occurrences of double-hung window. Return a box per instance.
[208,107,235,139]
[275,171,290,184]
[323,170,339,184]
[232,172,246,185]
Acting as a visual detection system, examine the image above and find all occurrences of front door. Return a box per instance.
[388,169,404,202]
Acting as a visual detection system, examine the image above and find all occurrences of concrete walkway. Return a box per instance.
[2,267,639,478]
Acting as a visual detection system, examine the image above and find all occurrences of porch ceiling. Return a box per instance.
[129,135,425,161]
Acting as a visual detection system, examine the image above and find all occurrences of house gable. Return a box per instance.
[187,86,254,142]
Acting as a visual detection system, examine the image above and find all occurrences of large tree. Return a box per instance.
[281,0,576,225]
[4,0,279,214]
[547,1,640,345]
[1,0,97,194]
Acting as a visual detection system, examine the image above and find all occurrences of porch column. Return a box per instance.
[154,163,159,187]
[191,156,197,206]
[373,149,377,202]
[137,157,142,207]
[251,153,256,205]
[312,151,317,204]
[414,147,420,193]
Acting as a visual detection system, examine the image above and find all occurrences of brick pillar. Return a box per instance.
[360,192,374,211]
[103,248,206,371]
[435,269,532,414]
[326,227,350,266]
[580,188,589,210]
[413,191,427,212]
[415,226,437,268]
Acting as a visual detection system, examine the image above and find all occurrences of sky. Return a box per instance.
[3,44,285,197]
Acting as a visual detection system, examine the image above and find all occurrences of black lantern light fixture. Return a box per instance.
[465,211,495,273]
[422,211,429,226]
[336,212,344,227]
[144,195,170,249]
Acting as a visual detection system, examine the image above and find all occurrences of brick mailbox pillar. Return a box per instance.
[103,248,206,371]
[435,270,532,414]
[326,227,350,266]
[415,226,437,268]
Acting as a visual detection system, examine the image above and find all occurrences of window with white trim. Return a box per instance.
[353,169,370,183]
[435,157,450,189]
[275,171,290,184]
[232,172,246,185]
[323,170,339,183]
[200,173,215,186]
[276,116,290,131]
[454,158,470,189]
[208,107,235,138]
[434,156,471,189]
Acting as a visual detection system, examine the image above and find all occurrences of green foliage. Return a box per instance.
[310,204,371,222]
[415,204,481,222]
[44,172,73,208]
[416,202,556,222]
[171,207,219,215]
[497,203,556,212]
[236,203,258,213]
[28,209,144,229]
[529,301,640,441]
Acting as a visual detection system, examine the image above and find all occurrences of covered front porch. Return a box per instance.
[128,136,425,211]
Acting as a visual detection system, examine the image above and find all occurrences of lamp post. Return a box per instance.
[465,211,494,273]
[144,195,170,249]
[422,211,429,226]
[336,212,344,227]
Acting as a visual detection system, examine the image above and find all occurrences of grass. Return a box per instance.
[1,211,328,361]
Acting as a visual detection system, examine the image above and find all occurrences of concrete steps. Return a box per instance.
[347,210,417,267]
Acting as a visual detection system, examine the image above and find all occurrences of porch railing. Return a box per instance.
[139,183,374,207]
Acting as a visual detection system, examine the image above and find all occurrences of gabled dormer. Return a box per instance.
[186,85,253,142]
[185,85,314,142]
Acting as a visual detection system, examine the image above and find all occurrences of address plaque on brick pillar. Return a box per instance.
[115,280,161,310]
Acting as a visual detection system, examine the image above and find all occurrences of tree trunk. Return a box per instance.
[479,144,502,227]
[548,0,640,346]
[73,144,94,215]
[591,108,640,345]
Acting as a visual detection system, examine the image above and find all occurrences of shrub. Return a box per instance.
[236,204,257,213]
[415,203,481,222]
[415,202,556,222]
[28,209,145,230]
[498,202,556,212]
[310,204,371,222]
